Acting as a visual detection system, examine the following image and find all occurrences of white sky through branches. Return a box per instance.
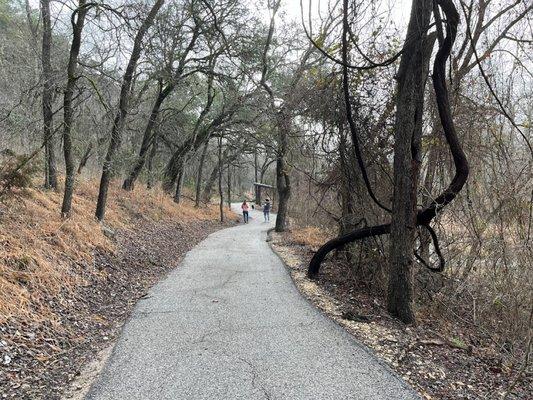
[282,0,411,28]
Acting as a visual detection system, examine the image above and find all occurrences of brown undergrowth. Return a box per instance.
[0,178,232,399]
[0,179,219,324]
[271,228,531,400]
[288,226,331,250]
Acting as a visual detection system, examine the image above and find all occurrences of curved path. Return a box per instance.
[87,208,419,400]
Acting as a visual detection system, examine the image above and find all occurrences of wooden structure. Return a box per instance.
[253,182,275,207]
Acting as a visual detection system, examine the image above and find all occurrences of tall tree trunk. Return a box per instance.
[61,0,88,216]
[218,137,224,222]
[420,118,440,260]
[254,150,259,204]
[338,122,358,235]
[203,158,227,204]
[77,141,93,174]
[163,77,216,194]
[275,112,291,232]
[122,25,200,193]
[227,164,231,209]
[95,0,164,221]
[195,140,209,207]
[163,150,182,193]
[40,0,57,190]
[387,0,434,324]
[308,0,467,289]
[202,163,219,203]
[146,130,158,190]
[173,161,184,203]
[202,146,242,203]
[163,125,214,194]
[163,136,202,194]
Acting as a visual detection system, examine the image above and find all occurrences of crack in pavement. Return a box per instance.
[236,355,272,400]
[190,318,224,346]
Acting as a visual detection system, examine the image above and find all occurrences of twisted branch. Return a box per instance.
[309,0,469,278]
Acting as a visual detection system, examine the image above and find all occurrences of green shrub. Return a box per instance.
[0,149,39,193]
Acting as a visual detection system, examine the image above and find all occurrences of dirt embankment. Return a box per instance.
[0,180,234,399]
[269,229,531,400]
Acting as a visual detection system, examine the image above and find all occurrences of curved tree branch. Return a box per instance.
[308,0,469,278]
[414,224,445,272]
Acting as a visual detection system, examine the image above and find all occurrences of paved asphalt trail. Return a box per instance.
[86,207,419,400]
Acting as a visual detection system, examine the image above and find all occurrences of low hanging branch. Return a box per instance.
[308,0,469,278]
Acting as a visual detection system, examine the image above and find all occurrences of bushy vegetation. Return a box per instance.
[0,151,40,194]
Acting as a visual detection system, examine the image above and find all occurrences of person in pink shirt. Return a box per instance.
[241,200,250,223]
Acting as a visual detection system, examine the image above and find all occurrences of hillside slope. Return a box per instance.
[0,180,233,399]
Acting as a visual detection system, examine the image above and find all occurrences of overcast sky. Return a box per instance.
[282,0,411,28]
[27,0,412,32]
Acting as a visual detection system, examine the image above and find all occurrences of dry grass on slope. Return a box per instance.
[288,226,333,251]
[0,176,233,399]
[0,178,221,326]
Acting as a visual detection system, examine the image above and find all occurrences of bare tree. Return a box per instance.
[61,0,90,216]
[259,0,317,232]
[122,12,202,191]
[95,0,165,221]
[308,0,470,325]
[40,0,57,190]
[387,0,435,323]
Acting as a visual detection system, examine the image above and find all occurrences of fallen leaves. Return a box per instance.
[269,231,532,400]
[1,218,232,399]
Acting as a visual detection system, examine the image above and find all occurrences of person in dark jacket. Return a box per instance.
[263,199,271,222]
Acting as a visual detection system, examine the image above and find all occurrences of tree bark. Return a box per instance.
[162,149,182,193]
[195,140,210,207]
[274,112,291,232]
[202,162,219,203]
[61,0,89,216]
[146,130,159,189]
[218,137,224,222]
[420,118,440,260]
[95,0,164,221]
[387,0,434,324]
[173,160,185,203]
[77,141,93,174]
[40,0,57,190]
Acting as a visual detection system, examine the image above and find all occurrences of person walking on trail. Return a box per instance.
[241,200,250,223]
[263,199,271,222]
